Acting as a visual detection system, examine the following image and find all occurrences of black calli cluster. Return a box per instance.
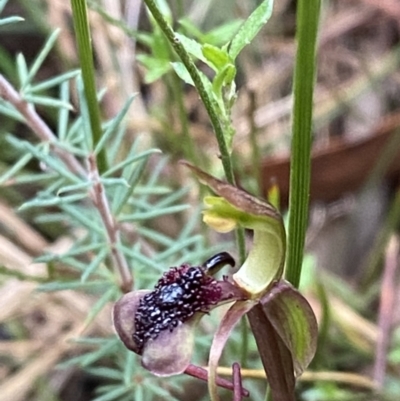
[133,252,235,353]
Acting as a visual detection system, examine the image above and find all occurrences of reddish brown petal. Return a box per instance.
[112,290,150,354]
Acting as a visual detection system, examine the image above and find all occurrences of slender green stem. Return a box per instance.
[240,316,249,368]
[144,0,246,262]
[285,0,321,288]
[143,0,234,184]
[70,0,107,173]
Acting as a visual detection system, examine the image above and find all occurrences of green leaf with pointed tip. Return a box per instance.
[170,61,194,85]
[229,0,274,60]
[203,20,243,46]
[261,280,318,376]
[178,18,243,47]
[175,33,208,64]
[202,44,231,71]
[171,64,218,116]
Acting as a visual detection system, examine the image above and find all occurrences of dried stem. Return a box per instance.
[184,364,249,397]
[88,154,133,292]
[232,362,244,401]
[0,74,132,292]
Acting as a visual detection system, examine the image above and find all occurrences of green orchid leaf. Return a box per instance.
[171,62,216,103]
[229,0,274,60]
[181,162,286,296]
[261,280,318,376]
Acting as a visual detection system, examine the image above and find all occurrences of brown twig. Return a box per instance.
[232,362,244,401]
[88,154,133,292]
[184,364,249,397]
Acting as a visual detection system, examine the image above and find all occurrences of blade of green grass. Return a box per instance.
[70,0,107,172]
[285,0,321,288]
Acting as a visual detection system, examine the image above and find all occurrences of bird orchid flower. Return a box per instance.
[113,162,318,401]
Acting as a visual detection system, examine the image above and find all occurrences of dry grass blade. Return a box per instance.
[0,323,83,401]
[373,235,399,387]
[0,202,48,256]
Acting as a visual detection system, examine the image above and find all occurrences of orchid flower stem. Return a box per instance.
[240,316,249,367]
[232,362,244,401]
[144,0,246,261]
[184,364,249,397]
[143,0,234,184]
[237,227,246,264]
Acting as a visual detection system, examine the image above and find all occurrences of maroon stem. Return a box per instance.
[247,304,295,401]
[184,364,249,397]
[232,362,244,401]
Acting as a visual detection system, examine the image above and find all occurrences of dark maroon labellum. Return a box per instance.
[133,253,235,353]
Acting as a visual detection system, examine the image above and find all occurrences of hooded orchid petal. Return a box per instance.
[181,161,286,296]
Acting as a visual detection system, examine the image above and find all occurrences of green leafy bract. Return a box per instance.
[229,0,274,60]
